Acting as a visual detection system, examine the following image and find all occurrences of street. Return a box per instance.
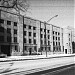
[0,56,75,75]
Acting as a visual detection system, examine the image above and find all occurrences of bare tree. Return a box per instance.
[0,0,29,15]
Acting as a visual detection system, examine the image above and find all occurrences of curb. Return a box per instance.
[0,54,75,62]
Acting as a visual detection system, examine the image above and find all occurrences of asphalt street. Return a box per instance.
[0,56,75,75]
[29,64,75,75]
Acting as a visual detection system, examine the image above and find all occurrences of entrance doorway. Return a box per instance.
[65,49,67,54]
[29,48,32,55]
[1,45,11,56]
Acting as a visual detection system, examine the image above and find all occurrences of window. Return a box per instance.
[14,29,17,34]
[0,19,4,24]
[7,36,11,42]
[41,34,43,38]
[58,32,60,35]
[58,37,60,40]
[29,32,31,36]
[15,46,18,51]
[44,29,46,32]
[56,42,57,46]
[48,35,50,39]
[55,32,57,35]
[34,46,37,51]
[29,26,31,29]
[40,28,43,31]
[47,30,49,33]
[24,31,26,36]
[14,37,17,42]
[53,31,54,34]
[24,38,26,43]
[53,36,55,40]
[29,39,31,43]
[48,41,50,45]
[33,27,36,30]
[53,41,55,46]
[0,36,4,42]
[59,42,60,46]
[56,37,57,40]
[34,39,36,44]
[41,40,43,44]
[24,46,27,50]
[0,27,4,32]
[7,20,11,25]
[24,24,26,28]
[14,22,17,26]
[33,33,36,37]
[44,35,46,38]
[7,28,11,33]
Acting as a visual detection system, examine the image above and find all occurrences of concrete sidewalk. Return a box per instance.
[0,54,75,62]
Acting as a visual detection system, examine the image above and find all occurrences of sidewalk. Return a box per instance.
[0,54,75,62]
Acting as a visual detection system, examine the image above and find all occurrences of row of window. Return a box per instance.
[24,38,36,44]
[24,46,37,51]
[41,34,50,39]
[53,41,60,46]
[0,36,17,43]
[40,28,50,33]
[53,36,60,40]
[0,19,17,26]
[24,24,36,30]
[53,31,60,35]
[24,31,36,37]
[41,40,50,45]
[0,27,17,35]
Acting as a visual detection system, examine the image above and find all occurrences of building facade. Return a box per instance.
[63,26,75,54]
[0,10,64,56]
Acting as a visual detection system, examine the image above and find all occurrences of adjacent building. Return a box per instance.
[0,10,74,56]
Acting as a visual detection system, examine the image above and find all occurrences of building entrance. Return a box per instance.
[65,49,67,54]
[1,45,11,56]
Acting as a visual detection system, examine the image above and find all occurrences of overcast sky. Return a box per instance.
[26,0,74,28]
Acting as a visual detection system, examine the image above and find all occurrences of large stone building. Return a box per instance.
[63,26,75,54]
[0,10,66,56]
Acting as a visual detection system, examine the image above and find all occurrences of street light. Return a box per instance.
[44,15,58,57]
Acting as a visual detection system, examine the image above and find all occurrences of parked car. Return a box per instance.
[0,53,7,58]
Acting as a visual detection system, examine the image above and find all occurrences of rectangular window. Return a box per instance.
[0,36,4,42]
[53,36,54,40]
[40,28,43,31]
[41,40,43,44]
[33,33,36,37]
[14,29,17,34]
[55,32,57,35]
[53,31,54,34]
[14,37,17,43]
[58,32,60,35]
[44,35,46,38]
[34,39,36,44]
[29,39,31,43]
[15,45,18,51]
[44,29,46,32]
[53,41,55,46]
[47,30,49,33]
[24,46,27,50]
[58,37,60,40]
[24,38,26,43]
[56,37,57,40]
[29,25,31,29]
[48,41,50,45]
[24,24,26,28]
[7,28,11,33]
[0,27,4,32]
[7,20,11,25]
[14,22,17,26]
[0,19,4,24]
[24,31,26,36]
[7,36,11,42]
[41,34,43,38]
[48,35,50,39]
[33,27,36,30]
[29,32,31,36]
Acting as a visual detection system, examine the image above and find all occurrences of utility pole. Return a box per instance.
[44,15,58,57]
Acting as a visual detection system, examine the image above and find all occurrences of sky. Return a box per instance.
[26,0,74,28]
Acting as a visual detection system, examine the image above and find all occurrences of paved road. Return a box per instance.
[29,64,75,75]
[0,56,75,75]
